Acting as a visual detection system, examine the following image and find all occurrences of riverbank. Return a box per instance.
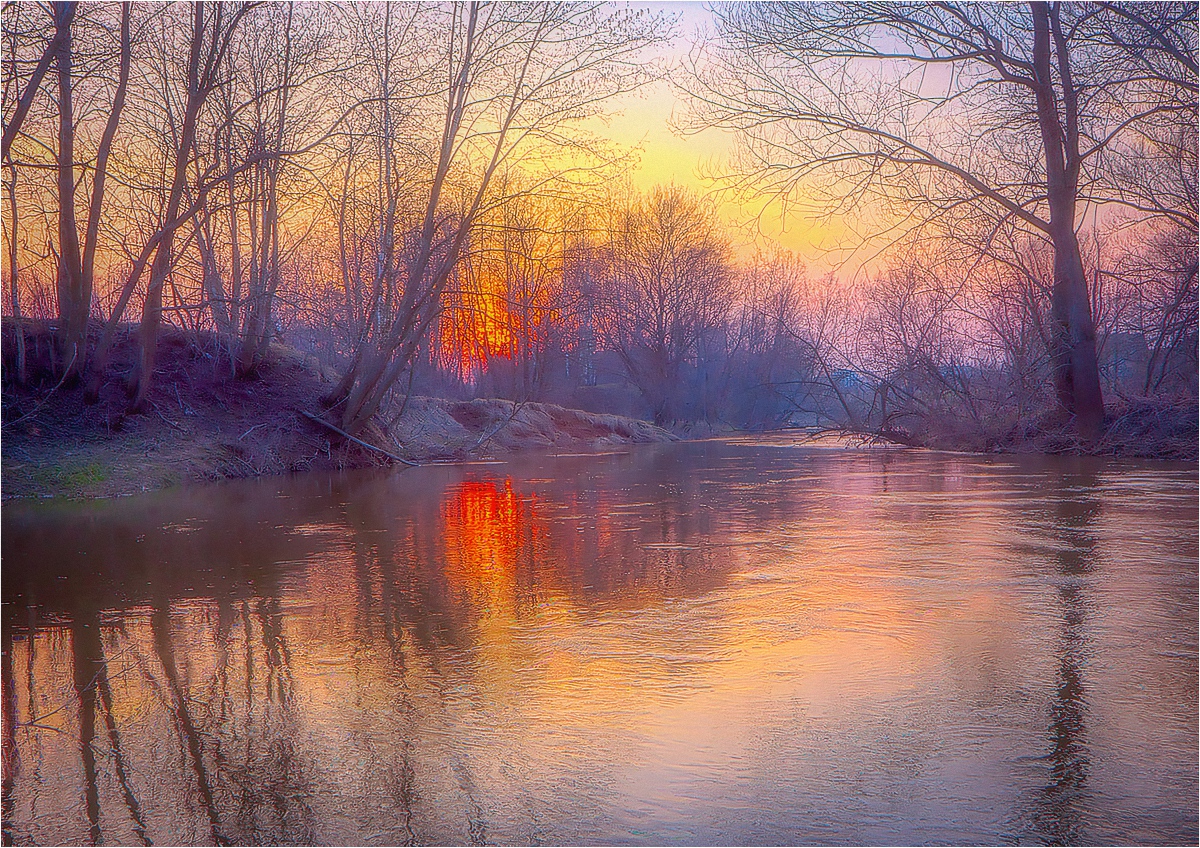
[3,323,1195,499]
[866,400,1199,461]
[1,325,674,500]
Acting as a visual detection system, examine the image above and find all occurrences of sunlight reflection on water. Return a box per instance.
[3,440,1197,845]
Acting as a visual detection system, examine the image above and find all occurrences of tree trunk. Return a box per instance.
[130,5,206,410]
[1031,1,1104,441]
[5,161,26,385]
[80,1,130,341]
[1048,224,1104,440]
[132,245,171,409]
[54,1,86,379]
[196,214,232,338]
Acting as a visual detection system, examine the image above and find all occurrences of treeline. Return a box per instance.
[4,2,677,432]
[3,2,1197,449]
[690,2,1198,448]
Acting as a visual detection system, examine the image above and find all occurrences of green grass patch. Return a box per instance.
[29,461,111,494]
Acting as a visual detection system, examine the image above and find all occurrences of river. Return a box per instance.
[2,438,1197,845]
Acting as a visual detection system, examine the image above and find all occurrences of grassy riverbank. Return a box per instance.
[1,325,674,500]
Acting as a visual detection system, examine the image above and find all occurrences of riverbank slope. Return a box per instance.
[2,325,674,500]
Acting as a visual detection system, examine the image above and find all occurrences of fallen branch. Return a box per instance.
[238,422,267,441]
[149,401,186,432]
[299,410,419,467]
[470,399,530,453]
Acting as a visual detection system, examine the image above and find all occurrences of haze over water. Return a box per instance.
[3,439,1197,845]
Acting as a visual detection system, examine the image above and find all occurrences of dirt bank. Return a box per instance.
[1,323,674,500]
[868,399,1198,460]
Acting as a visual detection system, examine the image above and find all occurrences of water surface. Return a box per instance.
[3,439,1197,845]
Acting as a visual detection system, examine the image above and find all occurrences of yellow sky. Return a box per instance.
[594,2,852,269]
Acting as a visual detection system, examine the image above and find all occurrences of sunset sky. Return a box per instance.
[596,2,850,268]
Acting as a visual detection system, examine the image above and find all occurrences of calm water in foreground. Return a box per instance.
[2,439,1196,846]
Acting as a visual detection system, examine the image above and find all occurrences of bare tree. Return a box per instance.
[596,185,734,425]
[690,1,1198,441]
[443,178,573,399]
[0,0,69,160]
[323,2,665,435]
[2,7,41,384]
[48,2,132,379]
[720,251,817,427]
[230,2,335,377]
[51,1,84,375]
[128,3,256,409]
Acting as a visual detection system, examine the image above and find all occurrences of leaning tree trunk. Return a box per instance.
[129,5,205,411]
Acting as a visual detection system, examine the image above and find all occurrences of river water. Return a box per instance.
[2,439,1196,845]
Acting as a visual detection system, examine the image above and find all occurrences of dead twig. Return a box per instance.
[470,399,528,453]
[148,400,186,432]
[238,422,267,441]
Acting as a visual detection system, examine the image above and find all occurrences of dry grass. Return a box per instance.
[871,399,1198,459]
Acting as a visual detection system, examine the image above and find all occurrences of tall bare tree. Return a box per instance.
[323,2,665,435]
[49,2,132,379]
[51,1,85,375]
[127,2,254,409]
[690,1,1198,441]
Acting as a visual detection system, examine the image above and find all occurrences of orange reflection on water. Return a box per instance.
[440,479,546,618]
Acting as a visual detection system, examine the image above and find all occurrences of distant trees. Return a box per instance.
[720,251,817,427]
[440,181,574,400]
[595,185,734,425]
[691,1,1199,440]
[1110,223,1198,396]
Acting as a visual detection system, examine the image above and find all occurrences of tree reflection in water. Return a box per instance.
[0,446,1195,845]
[2,621,19,846]
[1029,464,1100,845]
[1,551,316,843]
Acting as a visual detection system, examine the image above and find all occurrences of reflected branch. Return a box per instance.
[151,603,227,846]
[95,640,152,846]
[71,614,102,845]
[2,624,18,847]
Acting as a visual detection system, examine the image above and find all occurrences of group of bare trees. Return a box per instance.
[592,185,735,424]
[691,0,1197,441]
[6,2,313,403]
[3,1,666,433]
[3,1,1196,443]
